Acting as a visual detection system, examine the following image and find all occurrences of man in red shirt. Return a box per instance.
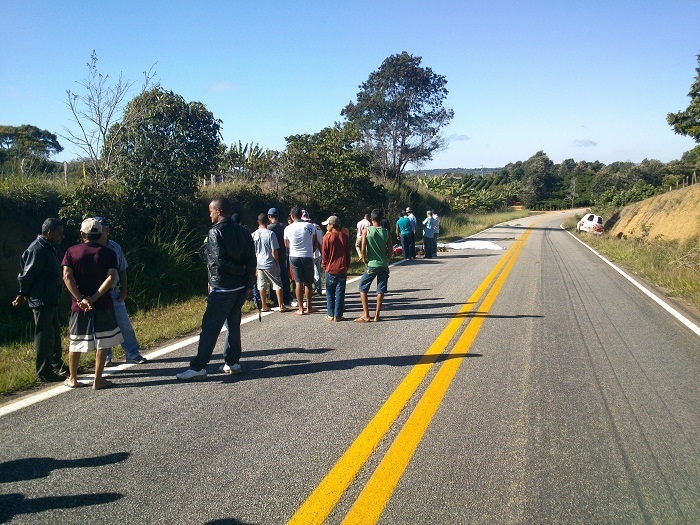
[321,216,351,321]
[61,218,123,389]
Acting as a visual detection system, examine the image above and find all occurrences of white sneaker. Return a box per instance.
[176,368,207,380]
[290,300,298,307]
[220,363,242,375]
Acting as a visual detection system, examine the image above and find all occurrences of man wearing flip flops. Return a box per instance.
[61,218,124,390]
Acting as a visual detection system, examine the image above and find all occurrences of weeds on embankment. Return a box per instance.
[562,216,700,311]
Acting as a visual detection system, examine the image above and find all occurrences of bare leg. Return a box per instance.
[65,351,81,387]
[355,291,371,322]
[295,282,305,315]
[276,289,288,311]
[93,348,108,389]
[305,285,315,313]
[374,293,384,322]
[260,288,270,311]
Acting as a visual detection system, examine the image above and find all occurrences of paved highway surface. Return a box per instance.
[1,211,698,524]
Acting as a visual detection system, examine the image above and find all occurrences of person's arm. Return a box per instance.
[117,270,128,302]
[386,230,393,258]
[14,248,41,306]
[360,229,368,264]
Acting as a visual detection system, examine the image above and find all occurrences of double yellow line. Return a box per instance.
[289,225,535,525]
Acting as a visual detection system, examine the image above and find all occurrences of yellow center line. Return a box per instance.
[341,227,533,524]
[288,225,534,525]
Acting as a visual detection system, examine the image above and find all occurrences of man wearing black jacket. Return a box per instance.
[176,198,256,380]
[12,218,67,382]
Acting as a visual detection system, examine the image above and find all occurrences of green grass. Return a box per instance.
[437,210,531,242]
[580,234,700,309]
[563,213,700,310]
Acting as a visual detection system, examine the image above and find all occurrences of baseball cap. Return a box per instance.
[267,208,279,217]
[80,218,103,234]
[321,215,340,226]
[406,207,412,212]
[94,216,108,227]
[301,210,310,221]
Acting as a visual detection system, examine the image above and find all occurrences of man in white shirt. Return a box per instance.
[284,206,319,315]
[252,213,288,312]
[355,213,371,259]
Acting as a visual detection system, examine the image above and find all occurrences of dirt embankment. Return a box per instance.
[607,183,700,242]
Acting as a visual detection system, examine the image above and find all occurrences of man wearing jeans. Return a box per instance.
[94,217,147,366]
[176,197,256,380]
[321,215,351,321]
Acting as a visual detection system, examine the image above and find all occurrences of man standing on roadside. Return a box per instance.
[355,213,371,259]
[252,213,288,313]
[62,218,124,390]
[284,206,319,316]
[12,218,67,382]
[94,217,148,366]
[355,209,392,323]
[176,198,256,380]
[422,211,436,258]
[267,207,292,307]
[406,207,417,259]
[395,211,412,261]
[321,215,351,321]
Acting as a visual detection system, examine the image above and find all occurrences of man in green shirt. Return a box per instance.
[355,209,392,322]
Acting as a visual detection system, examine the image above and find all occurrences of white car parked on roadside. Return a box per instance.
[577,214,605,235]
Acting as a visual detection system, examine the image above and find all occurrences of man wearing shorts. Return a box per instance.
[284,206,319,315]
[356,209,392,323]
[62,218,124,390]
[252,213,288,312]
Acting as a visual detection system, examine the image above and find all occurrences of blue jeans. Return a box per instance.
[325,273,347,318]
[399,234,411,260]
[106,289,142,361]
[190,289,246,371]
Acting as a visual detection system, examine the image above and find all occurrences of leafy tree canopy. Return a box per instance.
[0,124,63,159]
[667,53,700,142]
[342,51,454,184]
[106,87,224,223]
[284,123,383,221]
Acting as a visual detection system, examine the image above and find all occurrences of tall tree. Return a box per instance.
[667,53,700,142]
[106,87,223,223]
[284,123,381,220]
[520,151,554,207]
[63,51,157,183]
[0,125,63,159]
[0,125,63,175]
[342,52,454,185]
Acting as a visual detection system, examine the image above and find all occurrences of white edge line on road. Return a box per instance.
[562,225,700,339]
[0,261,411,418]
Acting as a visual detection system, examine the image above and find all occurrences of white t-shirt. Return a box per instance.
[284,220,316,258]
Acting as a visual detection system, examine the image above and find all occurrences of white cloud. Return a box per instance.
[573,139,597,147]
[447,134,471,142]
[210,81,237,92]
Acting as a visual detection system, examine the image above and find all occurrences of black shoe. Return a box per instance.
[40,371,67,383]
[127,356,148,364]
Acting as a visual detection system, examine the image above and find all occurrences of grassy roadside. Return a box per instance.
[562,216,700,311]
[0,209,530,398]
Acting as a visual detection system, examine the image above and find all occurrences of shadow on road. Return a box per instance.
[0,453,128,522]
[0,492,123,523]
[0,452,130,483]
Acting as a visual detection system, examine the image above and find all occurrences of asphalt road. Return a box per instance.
[1,211,698,524]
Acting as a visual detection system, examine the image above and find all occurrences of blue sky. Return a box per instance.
[1,0,698,169]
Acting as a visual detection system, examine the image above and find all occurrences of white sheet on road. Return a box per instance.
[438,240,505,250]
